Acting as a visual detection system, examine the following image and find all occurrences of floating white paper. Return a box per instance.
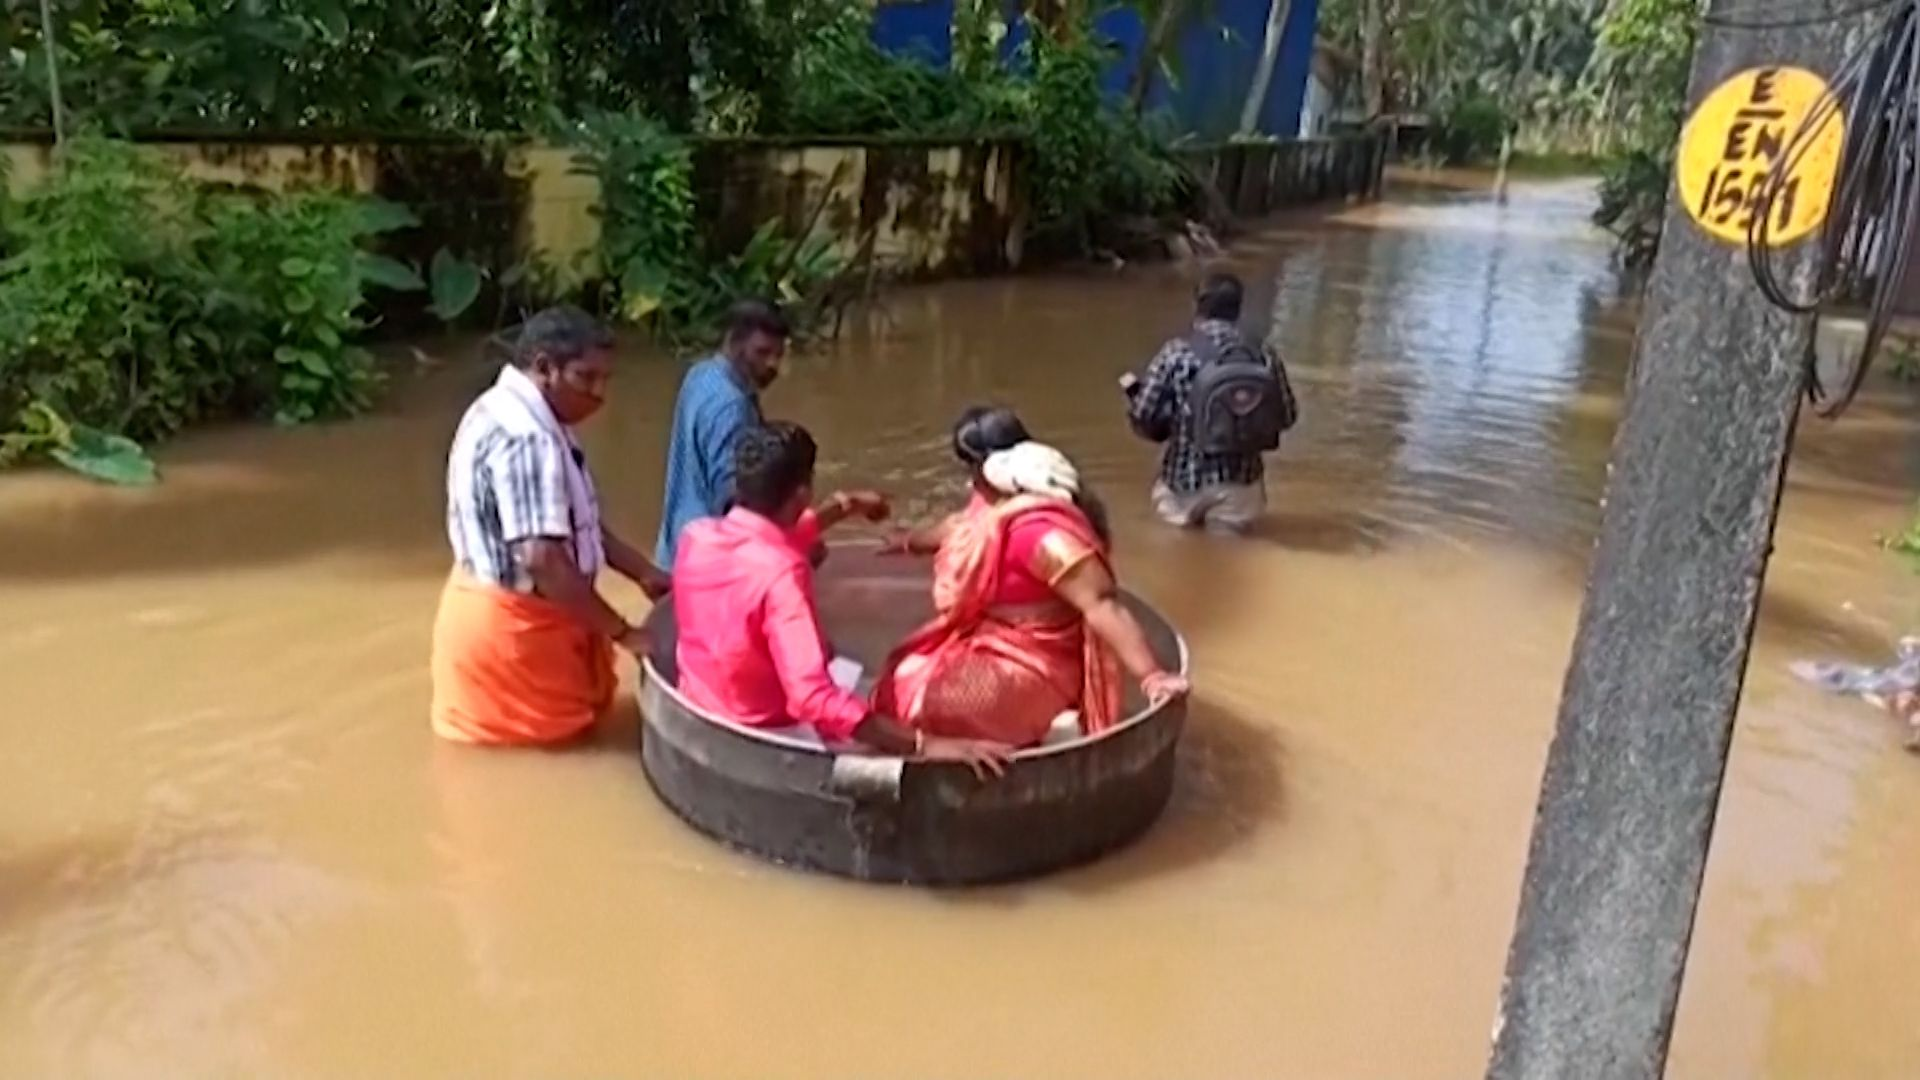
[828,656,864,692]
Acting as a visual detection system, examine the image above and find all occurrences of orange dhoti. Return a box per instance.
[430,572,615,747]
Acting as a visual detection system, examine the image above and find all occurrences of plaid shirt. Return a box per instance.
[1128,319,1280,494]
[445,397,583,593]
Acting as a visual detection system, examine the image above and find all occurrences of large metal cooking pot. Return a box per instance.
[639,544,1189,884]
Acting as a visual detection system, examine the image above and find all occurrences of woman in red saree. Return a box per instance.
[875,408,1188,748]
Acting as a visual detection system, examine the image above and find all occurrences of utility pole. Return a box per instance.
[1487,1,1860,1077]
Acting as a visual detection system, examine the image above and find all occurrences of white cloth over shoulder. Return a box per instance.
[982,441,1080,501]
[476,364,607,577]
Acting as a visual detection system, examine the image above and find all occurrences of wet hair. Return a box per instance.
[1076,485,1113,548]
[951,405,1031,469]
[1194,272,1245,322]
[733,421,817,516]
[953,405,1112,547]
[724,299,792,345]
[514,305,613,370]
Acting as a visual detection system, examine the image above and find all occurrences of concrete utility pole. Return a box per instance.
[1486,1,1861,1077]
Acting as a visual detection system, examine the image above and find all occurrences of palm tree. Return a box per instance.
[1238,0,1295,135]
[1123,0,1220,112]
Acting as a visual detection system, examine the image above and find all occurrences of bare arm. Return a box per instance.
[603,527,671,599]
[812,490,891,532]
[1126,341,1185,440]
[849,714,918,755]
[518,539,639,646]
[883,514,957,556]
[488,433,644,651]
[760,565,1008,775]
[853,715,1012,777]
[1053,559,1180,693]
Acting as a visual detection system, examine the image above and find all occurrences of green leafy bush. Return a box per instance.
[1025,33,1187,251]
[0,138,419,479]
[0,140,222,444]
[567,110,699,322]
[199,192,407,423]
[758,10,1185,255]
[1436,96,1510,165]
[566,111,845,340]
[673,219,847,334]
[0,403,158,485]
[770,10,1023,137]
[1593,146,1669,270]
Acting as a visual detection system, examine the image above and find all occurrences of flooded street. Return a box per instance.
[5,179,1920,1078]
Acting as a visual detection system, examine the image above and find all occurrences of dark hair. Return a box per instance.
[724,299,792,344]
[951,405,1031,468]
[733,421,817,515]
[1194,272,1245,322]
[1076,486,1113,548]
[515,305,613,369]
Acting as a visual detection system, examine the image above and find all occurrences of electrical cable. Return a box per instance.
[1705,0,1899,31]
[1744,0,1920,415]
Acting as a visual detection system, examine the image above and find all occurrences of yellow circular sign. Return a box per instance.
[1674,65,1846,246]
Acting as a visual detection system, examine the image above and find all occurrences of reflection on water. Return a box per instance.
[2,179,1918,1079]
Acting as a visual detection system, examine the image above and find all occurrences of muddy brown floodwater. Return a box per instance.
[4,178,1920,1079]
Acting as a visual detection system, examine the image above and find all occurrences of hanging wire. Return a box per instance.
[1706,0,1900,30]
[1745,0,1920,416]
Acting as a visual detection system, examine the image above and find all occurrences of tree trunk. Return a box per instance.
[1027,0,1073,41]
[1360,0,1386,120]
[1129,0,1187,113]
[1579,0,1625,156]
[1493,17,1544,202]
[1237,0,1295,136]
[1589,78,1617,156]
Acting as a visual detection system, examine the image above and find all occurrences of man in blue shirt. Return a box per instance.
[655,300,791,565]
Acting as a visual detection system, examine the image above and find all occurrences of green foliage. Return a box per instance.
[1,0,529,132]
[691,219,846,331]
[1885,501,1920,566]
[566,110,845,339]
[1586,0,1694,266]
[1590,0,1694,149]
[0,139,222,442]
[1887,336,1920,383]
[0,0,805,135]
[1320,0,1695,265]
[1025,32,1186,249]
[429,249,485,322]
[769,8,1024,137]
[566,110,698,322]
[1320,0,1559,116]
[1593,146,1669,270]
[1435,94,1509,165]
[0,402,158,485]
[200,190,408,422]
[0,139,426,479]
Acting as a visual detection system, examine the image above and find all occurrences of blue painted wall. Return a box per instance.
[869,0,958,66]
[868,0,1318,139]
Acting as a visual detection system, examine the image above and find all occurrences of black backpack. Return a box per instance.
[1188,331,1296,455]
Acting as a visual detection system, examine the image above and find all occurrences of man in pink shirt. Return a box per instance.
[673,422,1012,777]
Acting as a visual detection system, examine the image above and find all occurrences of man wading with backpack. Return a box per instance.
[1122,272,1296,533]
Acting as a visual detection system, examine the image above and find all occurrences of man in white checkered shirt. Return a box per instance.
[431,306,670,747]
